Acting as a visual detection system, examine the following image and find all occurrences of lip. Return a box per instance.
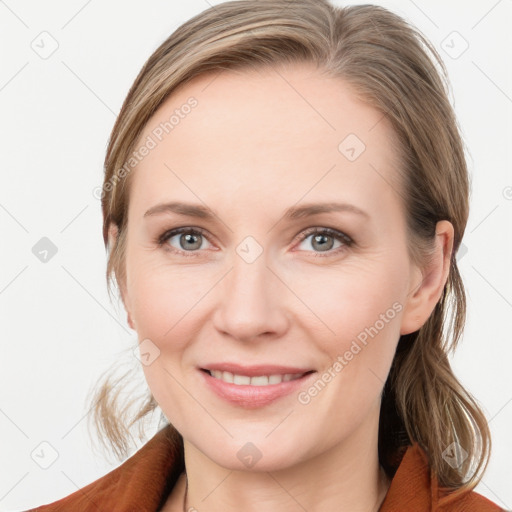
[200,363,314,376]
[198,366,316,409]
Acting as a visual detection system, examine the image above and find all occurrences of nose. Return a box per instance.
[212,250,289,343]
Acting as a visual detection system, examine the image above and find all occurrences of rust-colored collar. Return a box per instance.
[29,426,502,511]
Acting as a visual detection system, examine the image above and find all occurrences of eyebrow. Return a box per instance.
[143,201,369,221]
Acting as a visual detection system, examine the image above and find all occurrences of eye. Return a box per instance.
[157,227,213,256]
[295,227,353,256]
[156,226,353,258]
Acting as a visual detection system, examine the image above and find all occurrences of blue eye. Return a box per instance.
[295,227,353,256]
[156,226,353,257]
[158,227,212,257]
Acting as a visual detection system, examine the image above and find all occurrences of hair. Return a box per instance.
[87,0,491,496]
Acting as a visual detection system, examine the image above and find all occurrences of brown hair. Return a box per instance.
[88,0,491,495]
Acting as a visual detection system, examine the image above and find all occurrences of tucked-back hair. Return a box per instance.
[88,0,491,496]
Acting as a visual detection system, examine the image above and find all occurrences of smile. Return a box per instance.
[199,367,316,408]
[207,369,307,386]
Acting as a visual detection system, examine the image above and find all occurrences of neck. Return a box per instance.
[181,407,390,512]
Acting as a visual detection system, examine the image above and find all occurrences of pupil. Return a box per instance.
[313,234,333,251]
[178,232,334,252]
[182,233,201,250]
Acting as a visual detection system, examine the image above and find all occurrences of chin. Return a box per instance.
[183,423,319,473]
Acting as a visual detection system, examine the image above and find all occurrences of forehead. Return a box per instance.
[129,63,403,222]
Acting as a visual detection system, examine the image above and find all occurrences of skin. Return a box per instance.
[110,62,454,512]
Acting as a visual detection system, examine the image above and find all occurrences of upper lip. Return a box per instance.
[200,363,315,377]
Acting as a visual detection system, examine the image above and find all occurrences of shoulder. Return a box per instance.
[437,488,506,512]
[23,426,184,512]
[380,443,504,511]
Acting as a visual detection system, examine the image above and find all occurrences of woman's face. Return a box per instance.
[119,63,434,470]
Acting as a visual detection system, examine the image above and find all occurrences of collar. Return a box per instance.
[31,426,501,511]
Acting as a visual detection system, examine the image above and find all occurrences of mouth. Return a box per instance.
[201,368,313,386]
[198,366,316,408]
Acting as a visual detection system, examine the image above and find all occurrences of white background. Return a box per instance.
[0,0,511,510]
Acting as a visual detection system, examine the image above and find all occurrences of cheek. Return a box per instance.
[288,258,407,341]
[129,261,212,425]
[296,296,403,445]
[127,255,216,344]
[293,260,406,404]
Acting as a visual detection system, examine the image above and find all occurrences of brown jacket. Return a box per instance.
[26,426,503,511]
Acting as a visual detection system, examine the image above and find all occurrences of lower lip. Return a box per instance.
[199,369,316,408]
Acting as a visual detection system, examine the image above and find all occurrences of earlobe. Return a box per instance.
[107,222,136,331]
[127,312,135,330]
[399,220,454,335]
[107,223,118,249]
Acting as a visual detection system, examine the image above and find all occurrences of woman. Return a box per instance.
[27,0,503,510]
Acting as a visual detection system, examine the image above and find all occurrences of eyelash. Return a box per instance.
[156,226,354,258]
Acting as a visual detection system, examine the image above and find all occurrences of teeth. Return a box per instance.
[209,370,305,386]
[233,374,251,385]
[269,374,282,384]
[250,375,269,386]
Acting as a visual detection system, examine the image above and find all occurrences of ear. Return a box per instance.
[107,223,136,331]
[400,220,454,335]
